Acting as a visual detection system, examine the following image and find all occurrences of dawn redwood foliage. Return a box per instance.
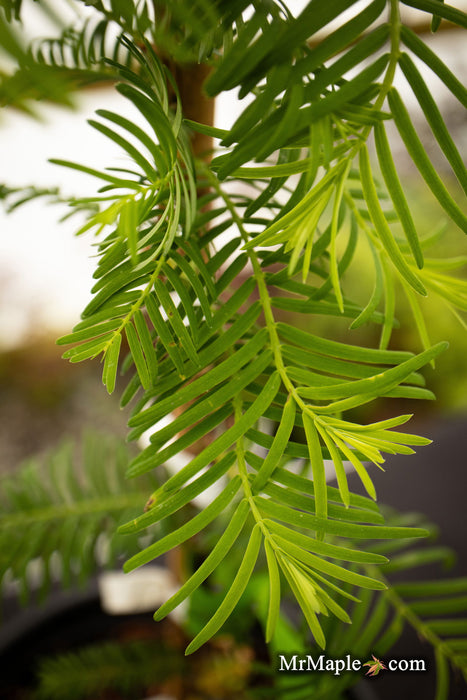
[1,1,467,696]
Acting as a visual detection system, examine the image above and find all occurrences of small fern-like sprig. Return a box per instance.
[0,6,125,110]
[382,576,467,699]
[0,434,156,602]
[0,184,61,212]
[34,639,183,700]
[30,17,131,75]
[262,513,467,700]
[56,48,197,393]
[326,516,467,700]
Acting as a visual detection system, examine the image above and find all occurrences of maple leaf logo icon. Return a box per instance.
[363,655,387,677]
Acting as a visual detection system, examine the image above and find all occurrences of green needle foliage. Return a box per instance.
[1,0,467,696]
[34,639,184,700]
[258,512,467,699]
[0,435,156,602]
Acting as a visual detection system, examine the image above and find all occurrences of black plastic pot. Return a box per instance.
[0,585,165,698]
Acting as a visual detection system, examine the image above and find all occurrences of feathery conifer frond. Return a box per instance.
[323,514,467,700]
[34,639,183,700]
[251,512,467,699]
[0,435,156,601]
[1,0,466,673]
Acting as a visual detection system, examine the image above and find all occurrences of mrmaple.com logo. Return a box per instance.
[278,653,427,676]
